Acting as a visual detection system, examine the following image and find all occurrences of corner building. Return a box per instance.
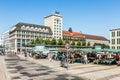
[110,28,120,49]
[9,23,52,52]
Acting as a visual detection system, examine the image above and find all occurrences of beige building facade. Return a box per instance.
[84,34,109,46]
[110,28,120,49]
[9,23,52,52]
[44,12,62,40]
[8,12,109,52]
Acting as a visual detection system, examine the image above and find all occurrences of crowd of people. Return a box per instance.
[2,49,120,67]
[46,51,120,67]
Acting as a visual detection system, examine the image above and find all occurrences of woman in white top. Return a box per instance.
[84,54,88,64]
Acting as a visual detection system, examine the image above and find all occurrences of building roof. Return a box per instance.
[62,30,84,37]
[83,34,108,41]
[110,27,120,31]
[44,13,62,18]
[62,30,108,41]
[10,22,52,34]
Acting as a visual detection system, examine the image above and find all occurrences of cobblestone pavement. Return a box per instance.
[0,56,6,80]
[19,55,120,80]
[5,54,87,80]
[2,54,120,80]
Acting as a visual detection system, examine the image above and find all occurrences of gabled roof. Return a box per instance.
[62,30,83,37]
[83,34,108,41]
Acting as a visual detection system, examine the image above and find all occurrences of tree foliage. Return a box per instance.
[30,39,35,44]
[51,38,57,45]
[82,41,86,46]
[68,27,72,32]
[65,38,69,44]
[87,42,90,46]
[93,43,110,49]
[39,38,44,44]
[35,37,40,43]
[58,38,63,45]
[45,39,51,45]
[77,39,81,46]
[71,40,75,45]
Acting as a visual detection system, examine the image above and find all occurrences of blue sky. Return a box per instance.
[0,0,120,39]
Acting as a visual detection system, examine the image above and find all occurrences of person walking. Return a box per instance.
[61,53,66,67]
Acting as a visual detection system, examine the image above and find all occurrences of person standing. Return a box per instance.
[48,52,53,62]
[24,51,27,58]
[84,54,88,64]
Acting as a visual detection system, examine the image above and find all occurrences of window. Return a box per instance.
[117,38,120,44]
[17,39,21,43]
[111,32,115,37]
[112,46,115,49]
[112,39,115,44]
[117,31,120,37]
[21,25,25,29]
[57,19,59,24]
[17,43,21,47]
[117,31,119,36]
[22,39,25,42]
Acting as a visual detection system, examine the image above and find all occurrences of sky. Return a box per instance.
[0,0,120,39]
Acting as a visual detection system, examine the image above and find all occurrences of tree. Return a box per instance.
[71,40,75,45]
[58,38,63,45]
[65,38,69,44]
[68,27,72,32]
[77,39,81,46]
[30,39,35,44]
[39,38,44,44]
[87,42,90,46]
[93,43,109,49]
[51,38,57,45]
[82,41,86,46]
[45,39,51,45]
[35,37,40,43]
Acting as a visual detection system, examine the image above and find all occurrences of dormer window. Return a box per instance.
[38,28,41,31]
[35,27,37,30]
[31,27,34,31]
[26,26,29,30]
[42,28,45,32]
[21,25,25,30]
[45,29,49,32]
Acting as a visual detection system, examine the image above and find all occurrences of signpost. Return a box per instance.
[65,43,70,70]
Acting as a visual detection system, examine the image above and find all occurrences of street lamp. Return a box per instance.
[65,43,70,70]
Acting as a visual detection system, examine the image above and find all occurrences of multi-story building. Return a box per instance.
[44,12,62,40]
[110,28,120,49]
[62,30,85,43]
[9,22,52,52]
[62,30,109,46]
[83,34,109,46]
[2,31,10,50]
[0,35,3,46]
[9,12,109,52]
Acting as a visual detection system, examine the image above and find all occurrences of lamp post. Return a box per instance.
[65,43,70,70]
